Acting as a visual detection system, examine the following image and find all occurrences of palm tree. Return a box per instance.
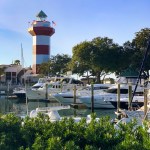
[14,60,20,65]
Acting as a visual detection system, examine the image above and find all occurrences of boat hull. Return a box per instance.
[53,93,81,105]
[109,101,144,109]
[108,96,145,109]
[79,96,115,109]
[26,88,46,100]
[14,93,26,99]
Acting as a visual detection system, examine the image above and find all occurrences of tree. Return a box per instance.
[0,68,4,79]
[50,54,71,75]
[69,41,94,75]
[112,41,138,76]
[14,60,20,65]
[91,37,124,82]
[39,54,71,76]
[70,37,123,83]
[39,61,51,76]
[0,67,6,83]
[130,28,150,79]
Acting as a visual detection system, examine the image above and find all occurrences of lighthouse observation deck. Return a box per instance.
[28,21,55,36]
[32,21,50,27]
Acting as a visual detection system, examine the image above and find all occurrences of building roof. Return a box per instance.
[120,68,139,77]
[0,64,10,68]
[4,65,22,72]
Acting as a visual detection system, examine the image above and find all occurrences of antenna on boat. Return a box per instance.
[132,38,150,102]
[21,43,28,115]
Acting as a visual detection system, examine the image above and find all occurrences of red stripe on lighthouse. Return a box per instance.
[33,45,49,54]
[28,27,55,36]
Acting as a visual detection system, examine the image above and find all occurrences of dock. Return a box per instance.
[70,103,87,109]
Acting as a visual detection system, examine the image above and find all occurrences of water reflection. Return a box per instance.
[0,96,116,119]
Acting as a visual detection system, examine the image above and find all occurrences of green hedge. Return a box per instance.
[0,113,150,150]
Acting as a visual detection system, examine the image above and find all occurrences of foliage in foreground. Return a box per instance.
[0,113,150,150]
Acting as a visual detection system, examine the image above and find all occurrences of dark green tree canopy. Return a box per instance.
[69,41,95,75]
[39,54,71,76]
[14,60,20,65]
[70,37,122,83]
[129,28,150,78]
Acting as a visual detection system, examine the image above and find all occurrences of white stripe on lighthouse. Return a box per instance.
[33,35,50,45]
[33,54,49,64]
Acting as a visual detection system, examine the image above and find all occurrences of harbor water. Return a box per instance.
[0,96,116,119]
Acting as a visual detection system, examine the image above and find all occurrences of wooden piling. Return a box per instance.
[117,83,120,113]
[73,85,76,104]
[60,83,63,92]
[25,83,28,116]
[128,83,132,110]
[45,84,48,100]
[91,84,94,113]
[144,88,148,119]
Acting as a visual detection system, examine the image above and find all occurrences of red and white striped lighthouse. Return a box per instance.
[28,10,55,74]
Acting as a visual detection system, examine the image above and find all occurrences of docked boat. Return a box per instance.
[114,103,150,130]
[26,77,84,100]
[13,87,26,99]
[79,84,144,109]
[106,95,145,109]
[53,84,111,105]
[13,77,49,99]
[30,105,99,123]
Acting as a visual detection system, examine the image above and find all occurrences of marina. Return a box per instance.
[0,9,149,123]
[0,76,148,120]
[1,1,150,149]
[0,72,149,121]
[0,95,116,119]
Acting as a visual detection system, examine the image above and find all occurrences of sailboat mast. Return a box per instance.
[21,43,24,68]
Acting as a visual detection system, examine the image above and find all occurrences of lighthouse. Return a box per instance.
[28,10,55,74]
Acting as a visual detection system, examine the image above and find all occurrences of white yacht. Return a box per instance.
[53,84,112,105]
[106,95,145,109]
[26,77,84,100]
[13,77,52,99]
[79,84,144,109]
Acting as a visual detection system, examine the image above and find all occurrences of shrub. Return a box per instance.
[0,113,150,149]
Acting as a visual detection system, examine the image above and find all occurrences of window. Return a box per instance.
[106,88,128,94]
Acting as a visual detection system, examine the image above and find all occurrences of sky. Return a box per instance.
[0,0,150,68]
